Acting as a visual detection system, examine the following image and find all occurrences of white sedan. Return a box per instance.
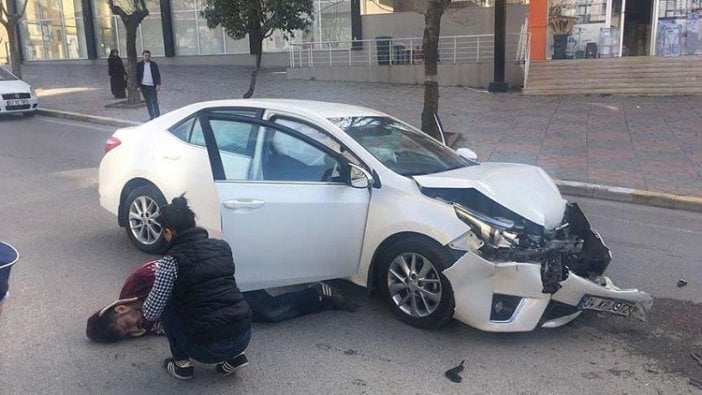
[98,99,652,332]
[0,67,38,116]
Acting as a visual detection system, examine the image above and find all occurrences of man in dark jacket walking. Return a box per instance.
[142,196,251,380]
[136,50,161,120]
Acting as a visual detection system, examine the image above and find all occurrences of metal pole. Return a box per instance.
[453,37,457,63]
[489,0,508,92]
[329,43,332,66]
[476,36,480,63]
[368,40,371,65]
[410,39,413,64]
[348,44,352,65]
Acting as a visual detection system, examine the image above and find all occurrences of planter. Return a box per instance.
[553,33,569,59]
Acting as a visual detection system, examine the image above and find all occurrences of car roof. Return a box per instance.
[186,99,390,119]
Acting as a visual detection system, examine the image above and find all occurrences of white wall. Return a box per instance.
[361,5,529,40]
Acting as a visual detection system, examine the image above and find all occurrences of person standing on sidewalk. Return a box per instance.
[107,49,127,99]
[141,196,251,380]
[136,50,161,120]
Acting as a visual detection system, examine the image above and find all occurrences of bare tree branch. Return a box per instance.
[19,0,29,19]
[108,0,129,21]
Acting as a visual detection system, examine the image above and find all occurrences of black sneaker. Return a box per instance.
[163,358,194,380]
[216,353,249,375]
[313,282,358,312]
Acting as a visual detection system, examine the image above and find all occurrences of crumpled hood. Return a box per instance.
[413,163,567,229]
[0,80,31,95]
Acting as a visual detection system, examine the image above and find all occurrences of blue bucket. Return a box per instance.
[0,241,19,270]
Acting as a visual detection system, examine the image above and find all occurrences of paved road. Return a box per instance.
[1,116,701,394]
[21,63,702,198]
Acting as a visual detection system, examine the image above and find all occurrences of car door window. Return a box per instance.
[169,117,195,142]
[190,117,206,146]
[261,128,344,183]
[274,117,365,168]
[208,119,259,180]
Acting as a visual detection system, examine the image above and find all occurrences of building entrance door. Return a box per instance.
[622,0,654,55]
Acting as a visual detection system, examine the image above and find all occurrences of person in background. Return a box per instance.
[107,49,127,99]
[136,50,161,120]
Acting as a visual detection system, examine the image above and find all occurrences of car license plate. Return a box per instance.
[577,295,634,317]
[7,99,29,106]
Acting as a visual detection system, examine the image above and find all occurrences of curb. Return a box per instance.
[555,180,702,213]
[37,108,141,128]
[35,109,702,213]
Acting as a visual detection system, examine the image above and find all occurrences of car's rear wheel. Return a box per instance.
[378,237,455,329]
[123,185,167,254]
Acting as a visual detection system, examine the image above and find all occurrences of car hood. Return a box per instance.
[0,80,31,94]
[413,163,566,229]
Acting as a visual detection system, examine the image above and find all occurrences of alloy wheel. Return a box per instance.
[128,195,162,246]
[387,253,442,318]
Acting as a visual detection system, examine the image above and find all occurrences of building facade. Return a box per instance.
[2,0,530,64]
[1,0,357,63]
[529,0,702,59]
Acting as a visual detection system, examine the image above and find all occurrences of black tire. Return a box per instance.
[23,111,36,117]
[378,236,455,329]
[122,184,168,254]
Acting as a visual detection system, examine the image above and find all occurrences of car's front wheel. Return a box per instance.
[123,185,167,254]
[378,237,455,329]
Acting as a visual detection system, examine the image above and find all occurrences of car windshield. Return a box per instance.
[329,116,469,176]
[0,67,17,81]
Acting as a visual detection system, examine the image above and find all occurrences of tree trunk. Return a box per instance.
[243,35,263,99]
[6,23,22,78]
[125,22,140,105]
[420,0,449,141]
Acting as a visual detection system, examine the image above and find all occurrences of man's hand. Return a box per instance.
[156,85,161,92]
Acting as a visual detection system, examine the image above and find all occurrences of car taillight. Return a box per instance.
[105,136,121,154]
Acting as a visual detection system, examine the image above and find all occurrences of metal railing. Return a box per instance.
[523,32,532,89]
[289,34,530,68]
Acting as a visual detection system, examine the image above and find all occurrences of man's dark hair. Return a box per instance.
[142,50,151,55]
[86,308,124,343]
[160,195,196,234]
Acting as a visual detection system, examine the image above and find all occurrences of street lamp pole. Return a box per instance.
[489,0,509,92]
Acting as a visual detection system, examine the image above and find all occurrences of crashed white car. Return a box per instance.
[0,66,38,116]
[98,99,653,332]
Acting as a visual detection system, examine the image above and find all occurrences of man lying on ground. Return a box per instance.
[86,260,356,342]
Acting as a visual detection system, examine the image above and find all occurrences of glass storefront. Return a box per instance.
[8,0,357,61]
[547,0,702,58]
[20,0,88,60]
[0,6,8,64]
[656,0,702,55]
[171,0,248,55]
[92,0,164,58]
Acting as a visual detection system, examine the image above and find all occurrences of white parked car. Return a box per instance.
[0,67,38,116]
[99,99,653,332]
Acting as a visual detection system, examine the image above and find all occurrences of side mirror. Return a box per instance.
[456,147,478,162]
[349,163,374,189]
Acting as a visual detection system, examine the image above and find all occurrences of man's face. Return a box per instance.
[142,52,151,62]
[113,305,146,338]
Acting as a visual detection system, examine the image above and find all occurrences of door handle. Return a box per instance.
[163,154,180,160]
[222,199,265,210]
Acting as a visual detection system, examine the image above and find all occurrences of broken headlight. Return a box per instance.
[451,205,520,252]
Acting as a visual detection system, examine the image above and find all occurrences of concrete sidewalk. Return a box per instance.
[22,63,702,198]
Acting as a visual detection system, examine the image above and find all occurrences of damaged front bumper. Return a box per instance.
[443,251,654,332]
